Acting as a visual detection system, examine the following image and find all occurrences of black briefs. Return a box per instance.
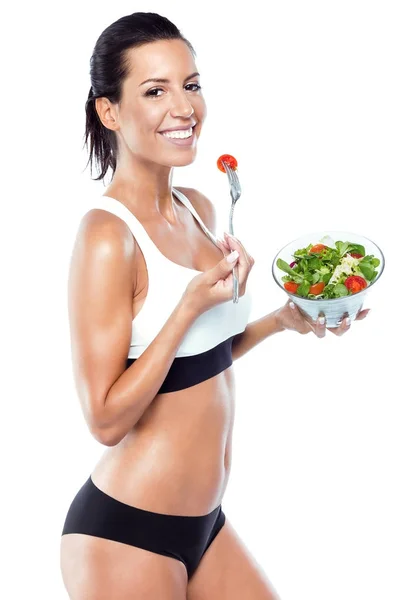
[61,476,226,580]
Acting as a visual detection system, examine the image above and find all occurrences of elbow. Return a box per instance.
[90,423,122,447]
[87,411,123,447]
[85,392,131,447]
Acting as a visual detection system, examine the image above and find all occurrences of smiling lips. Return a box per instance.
[163,127,193,139]
[159,124,197,145]
[159,122,196,132]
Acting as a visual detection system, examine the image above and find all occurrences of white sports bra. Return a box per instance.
[90,188,252,362]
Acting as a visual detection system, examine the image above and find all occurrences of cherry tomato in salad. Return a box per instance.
[309,244,328,254]
[284,281,299,293]
[350,252,363,259]
[344,275,367,294]
[217,154,238,172]
[309,282,325,295]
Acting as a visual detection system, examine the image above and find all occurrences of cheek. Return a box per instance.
[195,96,207,122]
[124,103,162,137]
[144,104,166,131]
[127,113,160,151]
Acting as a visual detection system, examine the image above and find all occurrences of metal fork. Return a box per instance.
[222,161,242,303]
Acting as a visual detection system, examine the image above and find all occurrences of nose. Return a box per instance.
[169,91,194,118]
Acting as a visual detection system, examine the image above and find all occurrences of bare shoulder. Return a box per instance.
[175,187,217,235]
[71,207,139,287]
[77,207,136,255]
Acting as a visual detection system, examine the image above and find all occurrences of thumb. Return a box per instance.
[208,250,239,282]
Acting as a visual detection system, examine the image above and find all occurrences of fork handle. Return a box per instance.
[232,264,239,303]
[228,206,239,303]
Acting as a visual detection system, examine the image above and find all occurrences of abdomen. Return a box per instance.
[90,366,236,515]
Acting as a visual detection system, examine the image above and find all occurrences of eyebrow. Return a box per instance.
[139,72,200,87]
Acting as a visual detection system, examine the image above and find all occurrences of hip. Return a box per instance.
[61,474,227,581]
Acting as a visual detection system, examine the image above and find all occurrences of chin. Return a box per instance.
[163,149,198,168]
[174,153,197,167]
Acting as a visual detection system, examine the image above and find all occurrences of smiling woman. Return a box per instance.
[58,8,373,599]
[59,10,282,600]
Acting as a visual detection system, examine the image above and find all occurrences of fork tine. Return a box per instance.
[223,161,234,185]
[226,165,241,195]
[224,161,237,183]
[223,160,232,177]
[232,168,240,190]
[223,161,242,203]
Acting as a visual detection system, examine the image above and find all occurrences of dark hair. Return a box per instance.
[83,12,196,183]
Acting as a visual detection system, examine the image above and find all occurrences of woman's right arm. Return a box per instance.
[68,210,199,447]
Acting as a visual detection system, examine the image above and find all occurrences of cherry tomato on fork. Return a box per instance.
[217,154,238,172]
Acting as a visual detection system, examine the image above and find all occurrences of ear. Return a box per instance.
[94,97,119,132]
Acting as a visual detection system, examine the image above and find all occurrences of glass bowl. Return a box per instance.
[271,230,385,327]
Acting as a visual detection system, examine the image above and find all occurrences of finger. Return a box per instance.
[289,301,313,334]
[216,238,230,255]
[355,308,371,320]
[224,232,244,255]
[329,316,351,336]
[224,233,252,267]
[314,314,326,338]
[208,250,239,290]
[223,234,252,287]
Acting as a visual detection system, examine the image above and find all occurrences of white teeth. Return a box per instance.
[162,127,193,139]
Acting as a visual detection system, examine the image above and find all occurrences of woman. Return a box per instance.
[60,11,370,600]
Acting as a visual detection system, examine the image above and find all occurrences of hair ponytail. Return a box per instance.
[83,87,116,182]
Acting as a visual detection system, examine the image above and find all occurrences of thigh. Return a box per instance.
[187,517,280,600]
[60,533,188,600]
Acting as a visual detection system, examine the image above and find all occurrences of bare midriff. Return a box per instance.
[91,367,235,516]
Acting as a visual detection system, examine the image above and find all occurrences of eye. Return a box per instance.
[185,83,202,92]
[144,88,164,97]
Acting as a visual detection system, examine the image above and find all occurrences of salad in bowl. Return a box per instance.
[272,231,385,327]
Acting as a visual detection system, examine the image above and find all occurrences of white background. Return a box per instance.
[2,1,399,598]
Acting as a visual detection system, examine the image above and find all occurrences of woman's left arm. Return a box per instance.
[231,300,370,361]
[231,309,284,361]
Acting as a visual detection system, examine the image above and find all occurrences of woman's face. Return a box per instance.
[114,39,206,168]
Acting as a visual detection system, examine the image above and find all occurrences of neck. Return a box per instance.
[105,155,177,219]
